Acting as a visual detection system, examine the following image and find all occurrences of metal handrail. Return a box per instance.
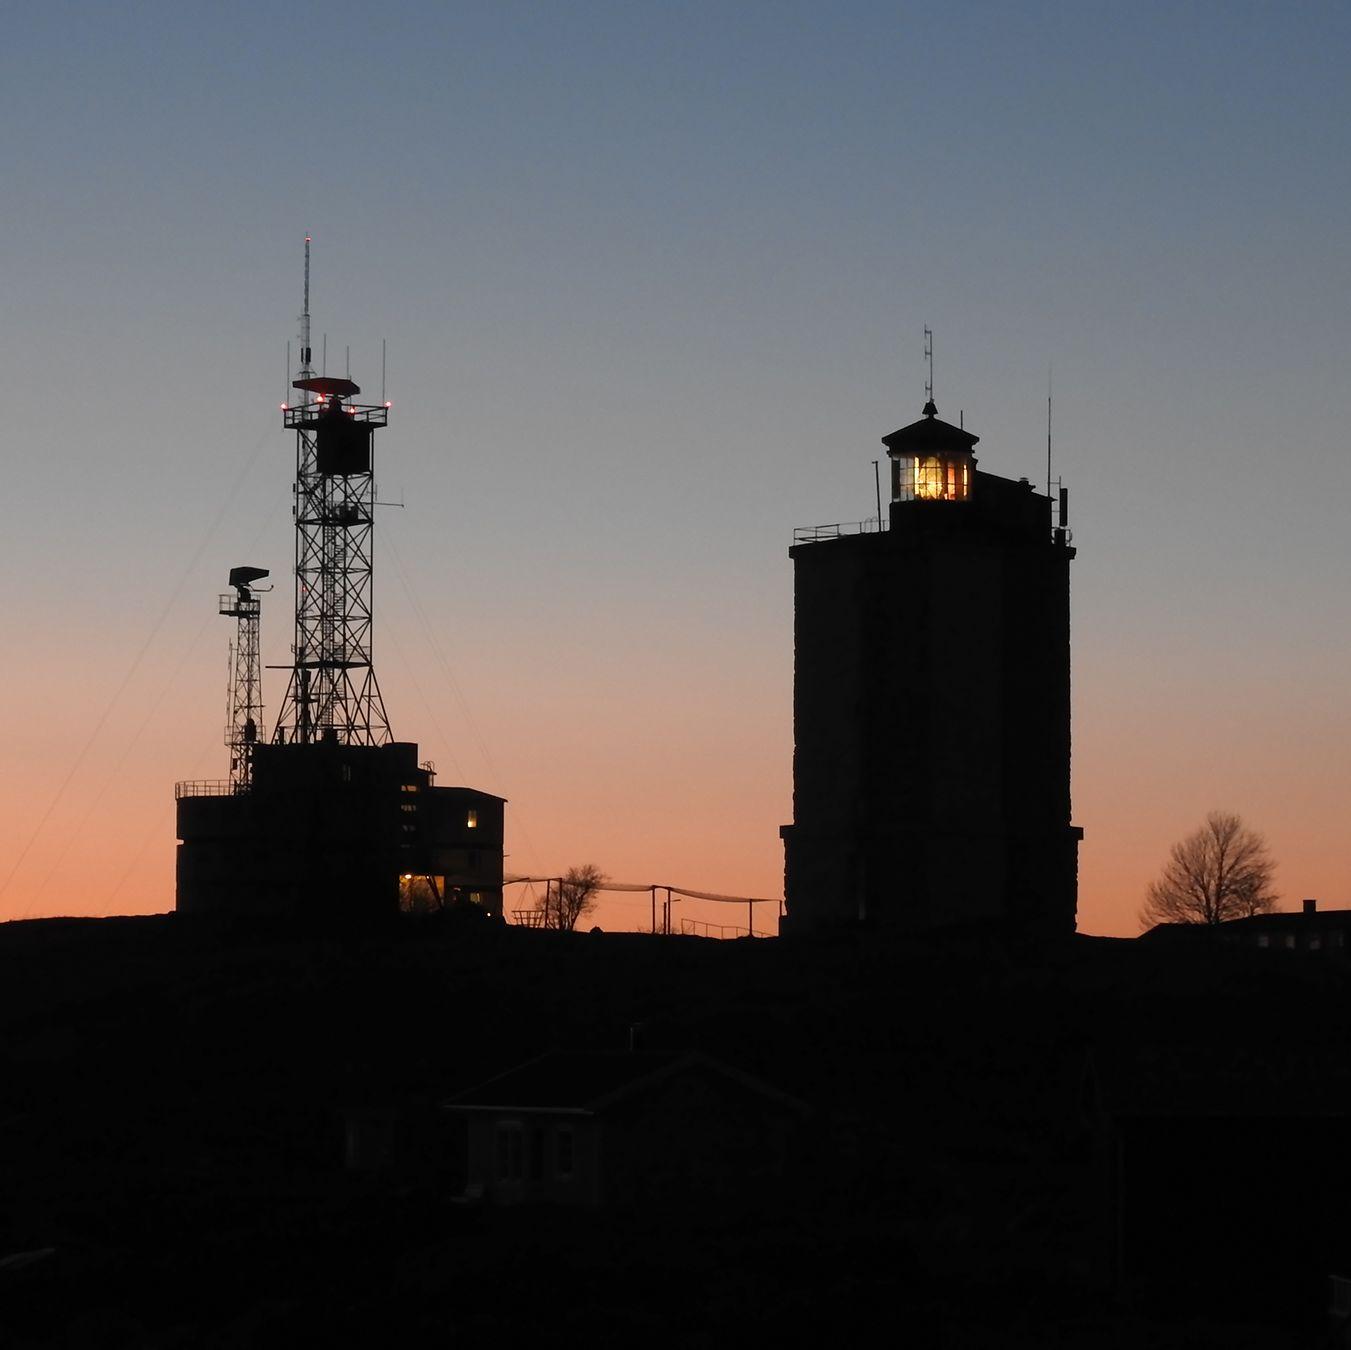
[794,516,1072,546]
[174,780,239,799]
[792,517,888,544]
[679,918,754,940]
[284,403,388,429]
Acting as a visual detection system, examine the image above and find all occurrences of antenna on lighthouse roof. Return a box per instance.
[1046,364,1053,501]
[923,326,934,406]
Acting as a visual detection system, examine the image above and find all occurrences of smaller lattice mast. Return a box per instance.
[220,566,269,790]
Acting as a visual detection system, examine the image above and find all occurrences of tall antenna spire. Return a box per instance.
[298,234,314,394]
[924,326,934,406]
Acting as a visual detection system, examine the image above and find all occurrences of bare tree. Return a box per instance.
[535,864,606,932]
[1139,811,1278,929]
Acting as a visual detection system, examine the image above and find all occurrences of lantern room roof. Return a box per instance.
[882,401,979,455]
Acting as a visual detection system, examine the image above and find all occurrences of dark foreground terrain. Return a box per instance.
[1,912,1348,1347]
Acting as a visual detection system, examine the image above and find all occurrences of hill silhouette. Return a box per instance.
[0,914,1346,1346]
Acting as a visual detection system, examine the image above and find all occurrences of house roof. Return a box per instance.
[443,1049,808,1116]
[1142,908,1351,940]
[1222,909,1351,930]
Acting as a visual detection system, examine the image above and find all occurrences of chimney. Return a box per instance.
[1303,898,1317,916]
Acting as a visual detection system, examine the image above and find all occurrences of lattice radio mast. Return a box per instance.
[273,237,392,746]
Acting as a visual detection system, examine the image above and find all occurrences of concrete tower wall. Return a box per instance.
[782,469,1079,934]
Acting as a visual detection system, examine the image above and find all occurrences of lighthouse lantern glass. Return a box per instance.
[895,454,971,503]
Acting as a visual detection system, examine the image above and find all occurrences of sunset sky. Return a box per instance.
[3,1,1350,936]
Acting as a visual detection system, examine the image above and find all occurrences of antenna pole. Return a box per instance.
[924,326,934,405]
[872,459,882,526]
[1047,365,1053,501]
[381,339,387,404]
[298,235,314,402]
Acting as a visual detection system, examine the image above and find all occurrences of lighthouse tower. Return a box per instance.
[780,395,1081,936]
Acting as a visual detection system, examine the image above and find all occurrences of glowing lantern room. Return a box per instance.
[883,399,979,504]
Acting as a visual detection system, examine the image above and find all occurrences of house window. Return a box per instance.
[556,1126,575,1180]
[401,783,418,793]
[400,803,417,814]
[341,765,352,783]
[467,810,478,829]
[495,1123,524,1182]
[1284,934,1296,950]
[530,1127,544,1182]
[1256,934,1269,948]
[1310,934,1323,951]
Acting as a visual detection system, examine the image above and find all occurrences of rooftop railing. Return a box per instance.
[174,780,240,799]
[284,403,388,430]
[793,514,1074,546]
[792,517,888,544]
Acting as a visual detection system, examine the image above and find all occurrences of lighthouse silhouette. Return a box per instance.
[780,388,1081,936]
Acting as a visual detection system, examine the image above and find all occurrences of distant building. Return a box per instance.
[442,1050,808,1207]
[1142,898,1351,955]
[177,742,505,919]
[781,398,1081,935]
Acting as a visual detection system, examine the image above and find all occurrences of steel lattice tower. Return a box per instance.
[220,566,269,788]
[272,241,392,746]
[271,384,391,745]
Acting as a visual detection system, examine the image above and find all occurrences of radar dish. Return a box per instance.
[293,376,360,398]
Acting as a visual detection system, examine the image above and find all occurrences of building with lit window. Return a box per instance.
[780,398,1081,935]
[177,741,504,919]
[172,308,506,922]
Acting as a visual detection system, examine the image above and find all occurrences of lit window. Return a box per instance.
[467,810,478,829]
[401,803,417,814]
[401,784,418,794]
[469,891,483,905]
